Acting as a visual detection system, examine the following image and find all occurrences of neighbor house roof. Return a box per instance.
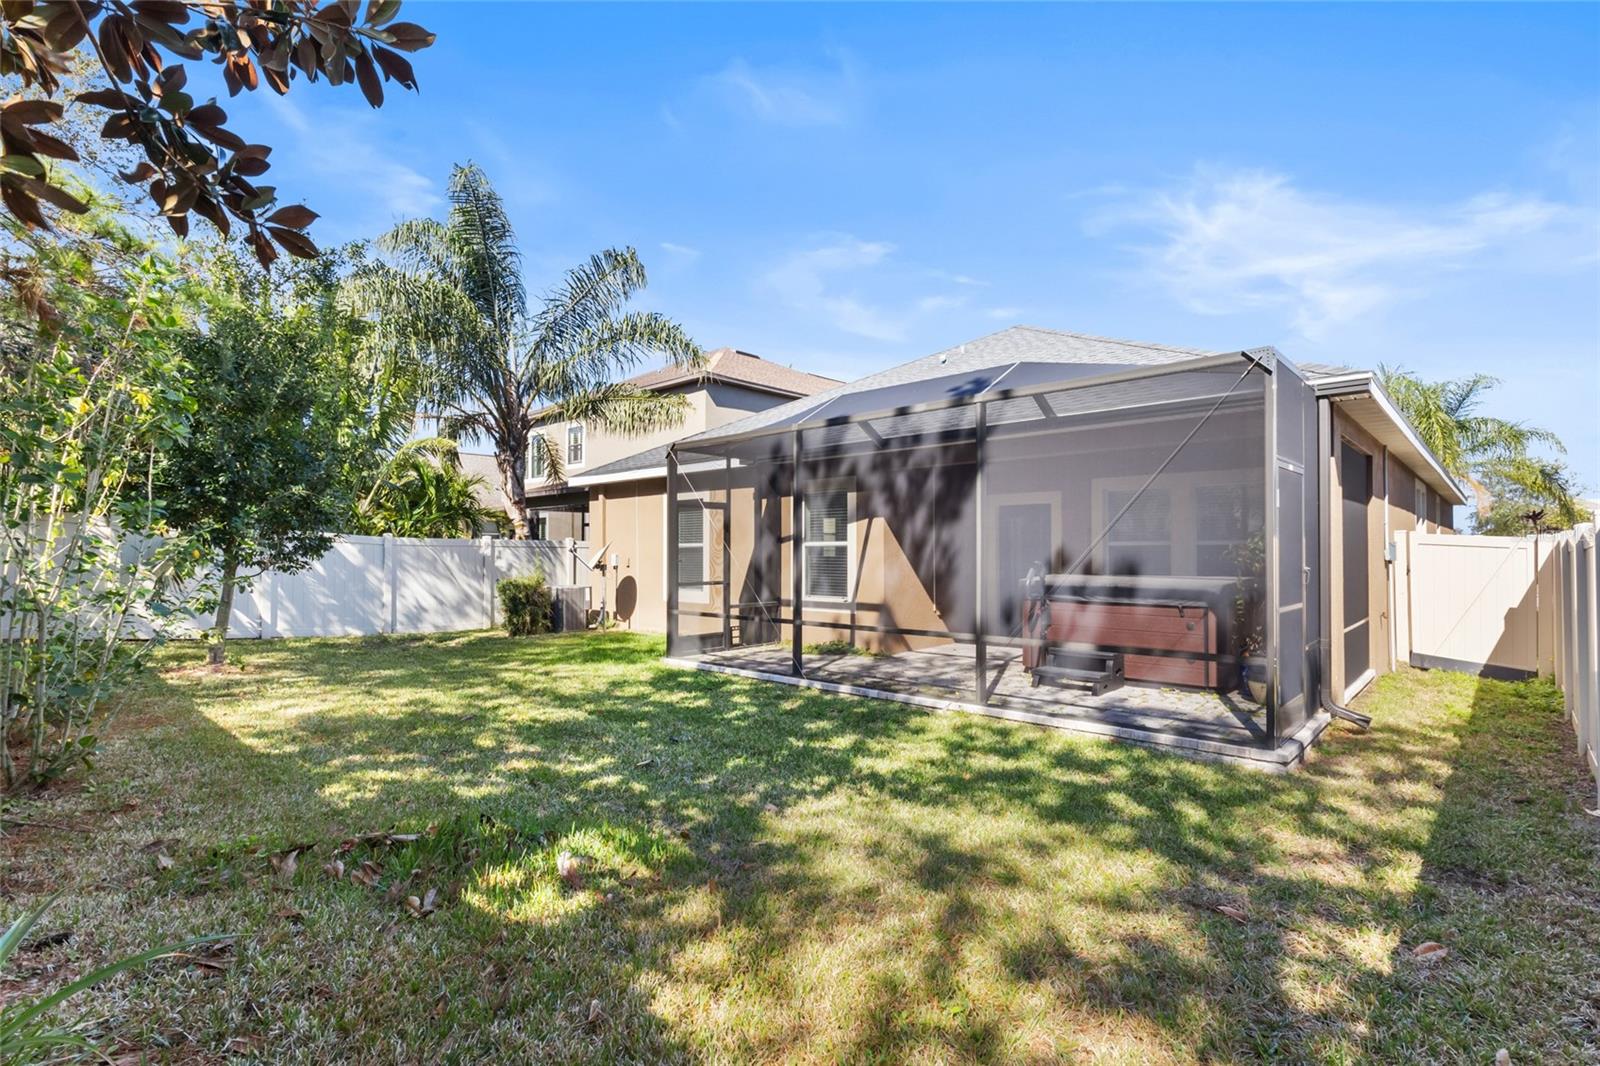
[627,347,840,399]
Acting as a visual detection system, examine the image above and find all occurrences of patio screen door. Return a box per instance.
[1340,442,1372,688]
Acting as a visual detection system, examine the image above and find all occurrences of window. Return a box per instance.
[1104,488,1171,575]
[803,487,851,601]
[529,512,549,540]
[528,436,548,480]
[566,423,585,467]
[676,504,707,603]
[1414,479,1427,530]
[1195,484,1258,575]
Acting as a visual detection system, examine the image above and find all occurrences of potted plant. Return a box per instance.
[1229,531,1268,704]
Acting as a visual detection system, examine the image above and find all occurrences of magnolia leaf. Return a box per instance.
[1411,941,1449,963]
[265,204,318,228]
[381,21,435,52]
[322,858,345,879]
[1214,904,1248,924]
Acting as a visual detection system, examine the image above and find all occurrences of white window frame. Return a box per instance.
[801,478,855,604]
[527,434,549,481]
[1414,478,1427,531]
[664,493,711,604]
[566,422,586,469]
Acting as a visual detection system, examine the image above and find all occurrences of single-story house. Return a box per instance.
[652,326,1465,769]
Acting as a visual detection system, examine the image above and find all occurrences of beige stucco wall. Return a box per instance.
[1328,405,1455,699]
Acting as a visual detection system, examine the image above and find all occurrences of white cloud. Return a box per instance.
[762,236,983,342]
[267,97,440,228]
[706,54,859,127]
[1100,167,1575,337]
[985,306,1022,321]
[660,241,701,263]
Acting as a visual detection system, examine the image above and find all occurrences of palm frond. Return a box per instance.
[556,384,692,436]
[445,163,525,338]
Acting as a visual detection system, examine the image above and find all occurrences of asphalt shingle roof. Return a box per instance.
[677,325,1270,446]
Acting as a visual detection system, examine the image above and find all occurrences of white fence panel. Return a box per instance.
[1404,532,1549,677]
[393,538,491,634]
[184,535,580,639]
[273,537,388,637]
[1551,525,1599,807]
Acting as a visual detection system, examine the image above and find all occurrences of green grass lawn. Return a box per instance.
[3,631,1598,1064]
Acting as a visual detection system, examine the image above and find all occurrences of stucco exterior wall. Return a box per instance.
[1327,404,1455,699]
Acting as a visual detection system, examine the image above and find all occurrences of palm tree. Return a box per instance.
[354,437,503,538]
[345,163,701,538]
[1378,366,1575,524]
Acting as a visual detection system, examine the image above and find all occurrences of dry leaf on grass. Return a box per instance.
[350,859,383,888]
[1495,1050,1511,1065]
[557,851,585,888]
[269,849,301,880]
[1214,904,1248,924]
[323,858,345,880]
[404,887,438,918]
[1411,941,1449,963]
[275,907,304,925]
[584,998,605,1028]
[155,852,175,871]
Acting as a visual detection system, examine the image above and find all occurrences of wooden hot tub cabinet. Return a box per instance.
[1019,575,1249,691]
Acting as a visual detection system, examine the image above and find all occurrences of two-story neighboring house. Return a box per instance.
[523,348,839,628]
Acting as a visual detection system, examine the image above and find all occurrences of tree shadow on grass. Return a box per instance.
[27,633,1599,1062]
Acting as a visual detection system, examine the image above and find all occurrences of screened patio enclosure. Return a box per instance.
[665,350,1326,756]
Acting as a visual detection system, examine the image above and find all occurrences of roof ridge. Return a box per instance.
[1012,324,1211,355]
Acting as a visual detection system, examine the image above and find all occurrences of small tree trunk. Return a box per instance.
[209,556,239,666]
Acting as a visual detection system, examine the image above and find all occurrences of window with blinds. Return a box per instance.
[677,505,706,601]
[567,423,585,466]
[804,488,850,600]
[1104,488,1171,575]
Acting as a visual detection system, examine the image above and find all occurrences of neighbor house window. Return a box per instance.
[676,503,708,603]
[530,512,549,540]
[1414,479,1427,530]
[1104,488,1171,575]
[528,436,548,480]
[803,486,852,601]
[567,423,585,466]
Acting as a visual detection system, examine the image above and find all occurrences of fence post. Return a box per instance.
[482,535,496,630]
[382,533,396,635]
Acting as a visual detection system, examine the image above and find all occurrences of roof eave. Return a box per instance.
[1312,372,1469,505]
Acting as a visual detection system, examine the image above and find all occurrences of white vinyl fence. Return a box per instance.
[1551,525,1599,807]
[192,535,586,639]
[1399,526,1598,804]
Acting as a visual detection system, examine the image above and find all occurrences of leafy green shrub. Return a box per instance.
[498,575,553,636]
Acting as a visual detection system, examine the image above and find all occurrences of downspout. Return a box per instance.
[1318,396,1373,731]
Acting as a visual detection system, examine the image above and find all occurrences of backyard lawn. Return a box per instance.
[2,631,1597,1063]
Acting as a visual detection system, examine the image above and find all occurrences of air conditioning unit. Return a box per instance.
[550,585,591,632]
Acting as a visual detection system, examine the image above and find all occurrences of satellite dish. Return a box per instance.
[584,541,612,572]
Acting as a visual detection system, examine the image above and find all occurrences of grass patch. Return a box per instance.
[2,631,1597,1062]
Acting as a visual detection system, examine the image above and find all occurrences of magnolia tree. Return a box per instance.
[155,245,362,664]
[0,0,436,266]
[0,212,204,791]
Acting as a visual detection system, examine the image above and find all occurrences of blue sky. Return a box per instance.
[227,2,1599,490]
